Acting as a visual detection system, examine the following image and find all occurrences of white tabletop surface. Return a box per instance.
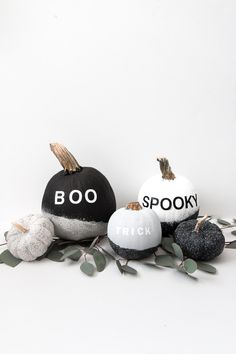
[0,222,235,354]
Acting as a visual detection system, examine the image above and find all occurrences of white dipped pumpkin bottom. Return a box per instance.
[6,214,54,261]
[108,203,162,260]
[138,158,200,236]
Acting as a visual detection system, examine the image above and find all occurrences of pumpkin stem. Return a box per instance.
[126,202,142,211]
[157,157,176,180]
[194,215,208,233]
[50,143,81,174]
[13,223,29,233]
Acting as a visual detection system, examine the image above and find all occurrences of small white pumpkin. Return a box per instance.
[107,202,162,260]
[138,157,200,235]
[6,214,54,261]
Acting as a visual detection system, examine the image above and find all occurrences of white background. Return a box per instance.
[0,1,236,354]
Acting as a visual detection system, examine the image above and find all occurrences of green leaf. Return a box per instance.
[122,264,137,275]
[80,261,95,276]
[183,259,197,274]
[86,248,96,255]
[60,246,82,261]
[68,250,82,261]
[161,237,175,254]
[225,241,236,249]
[99,247,116,260]
[93,250,106,272]
[46,250,64,262]
[217,219,231,226]
[197,262,217,274]
[155,255,175,268]
[116,260,123,274]
[172,243,184,260]
[88,236,100,250]
[231,230,236,236]
[0,250,22,267]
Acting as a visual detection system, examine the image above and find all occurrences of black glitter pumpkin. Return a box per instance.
[174,217,225,261]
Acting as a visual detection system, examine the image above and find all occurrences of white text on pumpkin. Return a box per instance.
[116,226,151,236]
[54,190,97,205]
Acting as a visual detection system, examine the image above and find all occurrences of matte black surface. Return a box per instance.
[161,210,199,236]
[174,219,225,261]
[108,239,158,260]
[42,167,116,222]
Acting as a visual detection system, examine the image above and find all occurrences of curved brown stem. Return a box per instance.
[126,202,142,211]
[194,215,208,233]
[157,157,176,180]
[50,143,81,174]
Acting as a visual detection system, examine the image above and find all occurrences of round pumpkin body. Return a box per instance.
[174,219,225,261]
[41,144,116,240]
[6,214,54,261]
[138,158,199,236]
[107,202,162,260]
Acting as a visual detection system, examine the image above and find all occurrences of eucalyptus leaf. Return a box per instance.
[231,230,236,236]
[46,250,64,262]
[0,250,22,267]
[99,247,116,260]
[68,250,82,261]
[4,231,8,239]
[155,255,175,268]
[116,260,123,274]
[161,237,175,254]
[93,250,106,272]
[217,219,231,226]
[61,246,82,261]
[88,236,100,250]
[172,243,184,260]
[60,246,82,260]
[80,261,95,276]
[122,264,137,275]
[183,259,197,274]
[86,248,97,255]
[197,262,217,274]
[225,241,236,249]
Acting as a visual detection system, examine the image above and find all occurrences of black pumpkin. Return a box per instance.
[174,216,225,261]
[42,143,116,240]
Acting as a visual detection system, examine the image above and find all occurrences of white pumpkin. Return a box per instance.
[6,214,54,261]
[138,157,199,236]
[107,202,162,260]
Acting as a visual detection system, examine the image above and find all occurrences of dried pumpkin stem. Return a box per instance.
[194,215,208,233]
[50,143,81,174]
[13,223,29,233]
[157,157,176,180]
[126,202,142,211]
